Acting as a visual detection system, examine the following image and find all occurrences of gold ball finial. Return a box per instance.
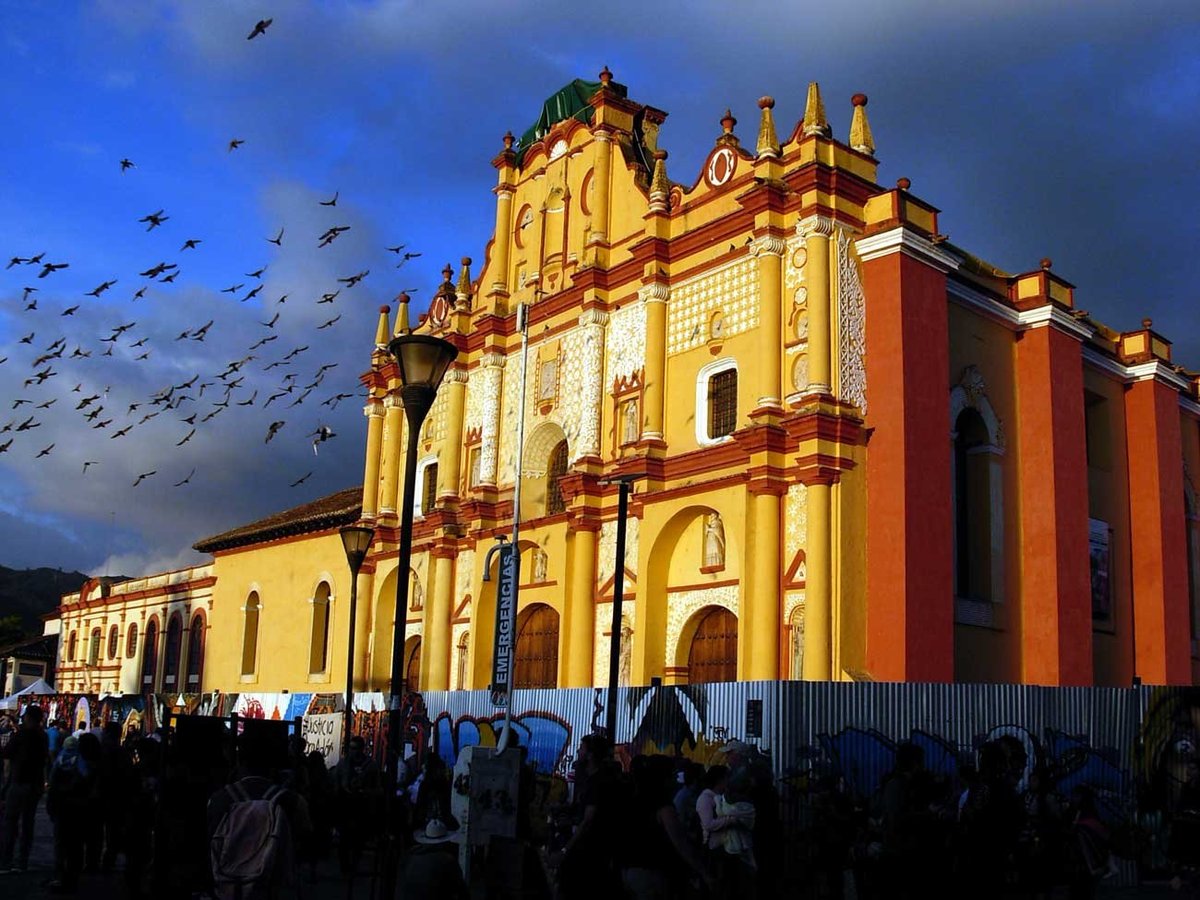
[653,149,668,161]
[896,177,911,190]
[378,305,390,314]
[461,256,472,266]
[502,130,514,150]
[851,93,868,107]
[599,65,613,86]
[720,109,737,133]
[757,96,775,110]
[1142,317,1153,329]
[1039,257,1053,270]
[396,291,410,303]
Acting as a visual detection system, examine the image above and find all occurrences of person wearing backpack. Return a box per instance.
[207,730,312,899]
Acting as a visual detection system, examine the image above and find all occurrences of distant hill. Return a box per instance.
[0,566,90,639]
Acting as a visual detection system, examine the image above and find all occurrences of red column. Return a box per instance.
[1015,324,1092,685]
[862,248,954,681]
[1126,377,1191,684]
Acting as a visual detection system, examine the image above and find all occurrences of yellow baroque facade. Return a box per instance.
[56,73,1200,693]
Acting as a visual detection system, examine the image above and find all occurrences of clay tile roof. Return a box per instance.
[0,633,58,662]
[193,485,363,554]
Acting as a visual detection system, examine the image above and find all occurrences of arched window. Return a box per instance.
[163,614,183,688]
[455,631,470,690]
[107,625,119,660]
[68,630,77,662]
[141,618,159,690]
[954,409,994,602]
[421,463,439,516]
[88,627,102,665]
[687,607,738,684]
[696,359,739,445]
[514,604,560,689]
[546,440,568,516]
[242,592,260,677]
[126,622,138,659]
[309,582,332,674]
[186,612,205,690]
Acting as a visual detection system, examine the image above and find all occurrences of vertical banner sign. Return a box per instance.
[490,545,517,708]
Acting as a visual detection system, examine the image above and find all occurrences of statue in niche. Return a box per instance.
[622,399,640,445]
[703,513,726,569]
[533,548,548,584]
[410,574,423,611]
[619,618,633,686]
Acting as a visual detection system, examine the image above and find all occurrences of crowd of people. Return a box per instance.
[0,704,1162,899]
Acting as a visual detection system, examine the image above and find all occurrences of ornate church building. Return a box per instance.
[54,72,1200,695]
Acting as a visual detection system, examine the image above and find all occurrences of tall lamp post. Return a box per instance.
[339,522,374,752]
[385,294,458,773]
[601,474,641,741]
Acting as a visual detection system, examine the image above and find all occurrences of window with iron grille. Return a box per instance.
[546,440,568,515]
[108,625,119,660]
[88,628,102,666]
[421,463,439,516]
[708,368,738,439]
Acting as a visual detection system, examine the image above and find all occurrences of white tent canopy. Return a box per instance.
[0,678,56,711]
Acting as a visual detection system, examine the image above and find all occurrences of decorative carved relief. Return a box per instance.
[476,362,503,486]
[593,604,636,686]
[949,365,1006,448]
[837,228,867,414]
[785,483,808,562]
[606,303,647,388]
[454,549,475,602]
[667,257,758,356]
[598,517,639,587]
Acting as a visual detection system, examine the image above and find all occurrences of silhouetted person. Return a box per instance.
[334,736,381,875]
[558,734,621,899]
[0,705,48,873]
[46,732,101,894]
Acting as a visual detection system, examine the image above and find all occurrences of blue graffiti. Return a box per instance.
[432,710,572,776]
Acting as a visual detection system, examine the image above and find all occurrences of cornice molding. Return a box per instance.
[1081,346,1198,399]
[796,214,835,239]
[854,226,958,273]
[945,279,1020,328]
[1014,304,1094,342]
[1127,360,1194,393]
[638,281,670,304]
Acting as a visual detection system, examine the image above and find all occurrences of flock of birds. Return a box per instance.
[1,15,429,496]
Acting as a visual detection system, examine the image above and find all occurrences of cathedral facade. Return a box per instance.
[57,73,1200,694]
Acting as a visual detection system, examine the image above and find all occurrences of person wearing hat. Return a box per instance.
[398,819,468,899]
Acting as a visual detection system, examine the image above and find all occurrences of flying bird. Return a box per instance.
[38,262,69,278]
[180,239,202,251]
[119,158,135,172]
[86,279,117,297]
[24,298,36,311]
[310,425,336,455]
[138,209,168,230]
[248,335,277,350]
[289,472,312,488]
[139,262,174,278]
[21,286,37,301]
[240,285,263,302]
[222,283,245,294]
[246,266,266,279]
[61,305,80,316]
[36,444,54,458]
[319,191,338,207]
[276,294,288,305]
[174,468,196,487]
[19,333,34,344]
[385,245,406,254]
[111,425,132,439]
[318,291,339,304]
[36,399,56,410]
[0,439,10,454]
[338,270,368,287]
[191,320,214,341]
[261,312,280,328]
[92,419,112,430]
[176,428,196,446]
[160,271,179,283]
[228,138,244,152]
[16,417,39,431]
[6,256,26,268]
[82,460,97,473]
[132,286,147,301]
[267,228,284,246]
[247,18,272,40]
[265,421,285,443]
[132,470,157,487]
[317,314,341,330]
[395,251,422,268]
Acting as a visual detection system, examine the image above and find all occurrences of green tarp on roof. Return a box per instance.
[515,78,625,165]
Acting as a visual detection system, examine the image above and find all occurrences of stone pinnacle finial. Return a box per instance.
[374,304,391,346]
[802,82,831,138]
[1142,317,1153,329]
[502,130,515,151]
[896,177,911,190]
[599,65,613,88]
[649,150,670,213]
[1040,257,1053,270]
[755,96,781,159]
[848,93,875,156]
[394,292,411,336]
[716,108,739,148]
[456,257,473,297]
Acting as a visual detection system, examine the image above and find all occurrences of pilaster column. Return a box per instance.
[588,131,612,246]
[379,393,404,515]
[577,308,609,457]
[437,368,469,502]
[360,399,385,519]
[750,234,786,414]
[1126,374,1191,683]
[743,484,783,679]
[1015,316,1092,685]
[424,548,455,691]
[800,216,834,396]
[640,282,670,443]
[803,476,833,680]
[478,352,505,486]
[352,569,374,691]
[564,523,599,686]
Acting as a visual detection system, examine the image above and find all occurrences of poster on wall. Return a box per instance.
[301,712,343,767]
[1089,518,1112,622]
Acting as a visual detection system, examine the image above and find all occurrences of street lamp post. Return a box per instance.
[339,522,375,752]
[385,294,458,773]
[601,474,641,741]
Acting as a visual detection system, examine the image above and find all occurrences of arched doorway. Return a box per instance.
[686,607,738,684]
[514,604,559,689]
[372,569,398,688]
[404,636,422,692]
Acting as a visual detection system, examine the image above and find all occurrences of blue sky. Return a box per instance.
[1,1,1198,576]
